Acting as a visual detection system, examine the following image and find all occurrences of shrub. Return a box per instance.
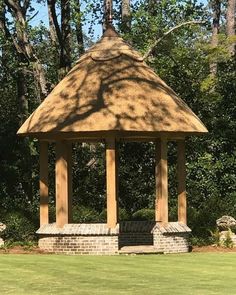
[72,206,100,223]
[98,208,130,222]
[132,208,155,221]
[3,240,37,250]
[48,205,56,223]
[98,209,106,222]
[189,235,212,247]
[223,230,234,248]
[210,228,221,246]
[119,208,130,221]
[2,211,37,242]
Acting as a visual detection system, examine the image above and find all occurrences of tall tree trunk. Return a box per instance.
[121,0,131,33]
[226,0,236,55]
[103,0,113,31]
[75,0,84,56]
[1,1,33,201]
[59,0,71,78]
[0,1,8,72]
[33,61,48,100]
[0,1,28,119]
[47,0,57,45]
[46,0,72,78]
[4,0,48,100]
[17,66,28,125]
[210,0,221,76]
[17,66,33,202]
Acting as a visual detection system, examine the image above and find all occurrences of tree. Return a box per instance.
[210,0,221,76]
[46,0,72,78]
[4,0,48,102]
[73,0,84,56]
[121,0,131,33]
[226,0,236,55]
[47,0,57,46]
[60,0,71,77]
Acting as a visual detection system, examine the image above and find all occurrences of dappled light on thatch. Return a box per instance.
[17,26,207,139]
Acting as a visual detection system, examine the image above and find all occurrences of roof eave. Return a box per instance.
[17,129,208,141]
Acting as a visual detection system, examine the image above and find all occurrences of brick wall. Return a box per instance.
[153,232,189,253]
[39,235,119,255]
[37,222,190,255]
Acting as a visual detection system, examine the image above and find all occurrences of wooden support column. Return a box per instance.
[155,138,168,224]
[177,140,187,224]
[106,138,118,228]
[40,141,49,226]
[55,141,72,228]
[67,142,73,223]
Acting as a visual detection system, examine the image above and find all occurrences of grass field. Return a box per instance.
[0,253,236,294]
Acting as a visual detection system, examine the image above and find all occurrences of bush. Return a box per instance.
[189,235,212,247]
[99,208,131,222]
[210,228,221,246]
[132,208,155,221]
[119,208,130,221]
[72,206,100,223]
[2,211,37,242]
[98,209,106,222]
[222,230,234,249]
[3,240,37,250]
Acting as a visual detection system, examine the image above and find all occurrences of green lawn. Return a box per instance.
[0,253,236,294]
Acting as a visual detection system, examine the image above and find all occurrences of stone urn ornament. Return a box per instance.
[216,216,236,231]
[0,222,6,247]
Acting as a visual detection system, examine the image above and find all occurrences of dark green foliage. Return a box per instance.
[209,228,221,246]
[119,208,131,221]
[72,206,100,223]
[119,142,155,213]
[223,230,234,249]
[99,208,130,222]
[72,143,106,212]
[1,212,37,242]
[132,209,155,221]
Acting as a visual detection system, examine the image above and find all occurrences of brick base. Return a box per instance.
[153,232,189,253]
[39,235,119,255]
[37,222,191,255]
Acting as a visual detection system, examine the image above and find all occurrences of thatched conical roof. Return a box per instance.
[17,26,208,139]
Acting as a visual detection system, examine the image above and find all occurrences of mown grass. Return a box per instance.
[0,253,236,294]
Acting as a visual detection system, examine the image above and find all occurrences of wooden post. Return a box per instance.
[155,140,161,222]
[39,141,49,226]
[177,140,187,224]
[67,142,73,223]
[155,138,168,224]
[106,138,118,228]
[55,141,71,228]
[115,140,119,222]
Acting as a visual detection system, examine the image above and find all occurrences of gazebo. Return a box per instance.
[18,26,208,254]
